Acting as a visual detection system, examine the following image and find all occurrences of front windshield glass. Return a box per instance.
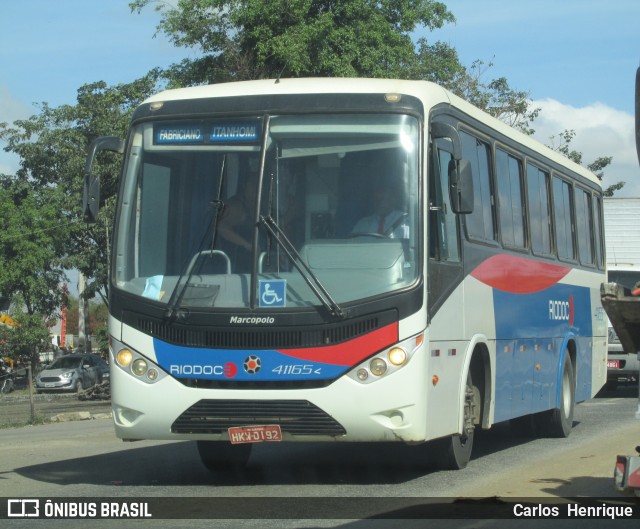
[114,113,420,310]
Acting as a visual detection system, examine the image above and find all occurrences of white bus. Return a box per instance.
[84,78,607,471]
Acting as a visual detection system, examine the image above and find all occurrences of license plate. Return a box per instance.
[45,383,55,388]
[607,359,620,369]
[228,425,282,444]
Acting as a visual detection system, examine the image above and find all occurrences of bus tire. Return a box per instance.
[545,352,575,438]
[433,371,477,470]
[196,441,252,472]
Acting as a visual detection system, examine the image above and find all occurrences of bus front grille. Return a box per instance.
[171,399,346,437]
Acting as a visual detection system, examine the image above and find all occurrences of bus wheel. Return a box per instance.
[433,372,477,470]
[196,441,252,472]
[544,352,575,438]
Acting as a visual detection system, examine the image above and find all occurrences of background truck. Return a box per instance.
[604,197,640,388]
[603,280,640,495]
[603,66,640,496]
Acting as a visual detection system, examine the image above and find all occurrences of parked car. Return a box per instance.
[35,354,108,394]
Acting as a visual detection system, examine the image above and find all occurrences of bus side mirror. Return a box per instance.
[449,159,474,214]
[83,136,125,223]
[83,173,101,223]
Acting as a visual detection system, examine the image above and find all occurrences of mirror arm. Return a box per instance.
[430,121,462,159]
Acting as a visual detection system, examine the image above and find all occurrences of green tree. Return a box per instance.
[0,309,51,368]
[549,129,621,196]
[131,0,455,82]
[0,179,64,365]
[0,72,163,303]
[0,178,66,316]
[131,1,537,132]
[446,59,540,135]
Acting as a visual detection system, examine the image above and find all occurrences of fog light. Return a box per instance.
[356,368,368,381]
[370,358,387,376]
[147,368,159,381]
[388,347,407,366]
[132,358,148,376]
[116,349,133,367]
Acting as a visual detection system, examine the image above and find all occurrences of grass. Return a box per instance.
[0,414,49,429]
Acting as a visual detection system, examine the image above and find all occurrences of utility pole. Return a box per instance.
[60,283,67,347]
[78,272,90,353]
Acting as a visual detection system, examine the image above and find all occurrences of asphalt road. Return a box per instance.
[1,384,638,528]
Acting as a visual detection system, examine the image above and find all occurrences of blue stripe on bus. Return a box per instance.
[492,283,592,422]
[153,339,348,381]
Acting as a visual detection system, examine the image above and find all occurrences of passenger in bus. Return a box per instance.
[351,180,409,239]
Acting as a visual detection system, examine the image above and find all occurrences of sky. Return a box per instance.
[1,0,639,197]
[425,0,640,196]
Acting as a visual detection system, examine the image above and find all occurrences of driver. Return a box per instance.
[217,172,260,272]
[351,180,409,239]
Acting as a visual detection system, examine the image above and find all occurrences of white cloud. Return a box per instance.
[0,84,34,176]
[530,99,640,197]
[0,84,32,124]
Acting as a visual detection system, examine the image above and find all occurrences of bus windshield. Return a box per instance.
[113,113,420,310]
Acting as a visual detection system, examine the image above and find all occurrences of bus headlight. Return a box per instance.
[116,349,133,368]
[132,358,148,376]
[348,332,423,385]
[388,347,407,366]
[370,358,387,376]
[111,340,166,385]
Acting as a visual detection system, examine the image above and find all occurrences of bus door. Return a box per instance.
[427,136,463,320]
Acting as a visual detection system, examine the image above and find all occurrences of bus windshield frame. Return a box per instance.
[112,112,421,313]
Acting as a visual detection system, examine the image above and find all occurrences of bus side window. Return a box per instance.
[526,163,552,256]
[496,148,525,249]
[552,175,575,261]
[430,143,460,262]
[460,131,495,242]
[575,187,594,266]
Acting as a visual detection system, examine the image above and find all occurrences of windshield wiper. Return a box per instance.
[259,214,345,319]
[163,158,227,321]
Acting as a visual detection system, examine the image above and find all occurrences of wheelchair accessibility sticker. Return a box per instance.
[259,280,286,308]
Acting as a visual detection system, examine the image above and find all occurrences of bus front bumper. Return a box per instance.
[110,362,434,444]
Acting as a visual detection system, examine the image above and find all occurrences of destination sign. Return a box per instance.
[210,122,260,143]
[153,120,261,145]
[155,124,205,144]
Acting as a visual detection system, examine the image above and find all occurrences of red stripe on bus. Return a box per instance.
[470,254,571,294]
[278,322,398,366]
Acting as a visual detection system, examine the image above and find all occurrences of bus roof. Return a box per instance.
[144,77,600,187]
